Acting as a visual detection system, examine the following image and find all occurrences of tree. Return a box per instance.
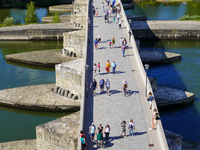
[53,12,61,23]
[24,1,38,24]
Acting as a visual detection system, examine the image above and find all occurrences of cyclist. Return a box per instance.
[122,80,128,96]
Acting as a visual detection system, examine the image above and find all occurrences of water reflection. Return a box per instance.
[140,40,200,142]
[125,2,200,20]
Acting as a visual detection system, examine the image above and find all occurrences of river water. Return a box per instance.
[0,41,69,142]
[0,8,70,24]
[125,1,200,143]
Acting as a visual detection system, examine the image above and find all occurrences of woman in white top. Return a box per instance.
[104,124,111,143]
[93,63,97,75]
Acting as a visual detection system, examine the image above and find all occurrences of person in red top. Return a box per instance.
[80,130,86,140]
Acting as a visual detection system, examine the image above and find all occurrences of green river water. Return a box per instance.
[0,41,69,142]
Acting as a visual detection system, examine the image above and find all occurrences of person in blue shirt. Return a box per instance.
[99,78,105,93]
[80,135,87,150]
[94,38,98,50]
[90,79,97,96]
[111,61,116,73]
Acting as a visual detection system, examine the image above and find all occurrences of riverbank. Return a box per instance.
[6,49,75,67]
[0,84,80,112]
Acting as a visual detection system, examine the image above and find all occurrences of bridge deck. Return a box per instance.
[83,0,163,149]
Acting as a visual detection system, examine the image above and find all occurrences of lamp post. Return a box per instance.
[144,64,149,97]
[85,64,89,98]
[129,19,132,26]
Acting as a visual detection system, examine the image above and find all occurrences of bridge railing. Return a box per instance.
[78,0,90,149]
[117,0,169,149]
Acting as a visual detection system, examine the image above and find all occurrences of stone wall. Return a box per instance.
[132,29,200,40]
[0,29,79,41]
[56,59,84,99]
[36,111,80,150]
[63,30,86,57]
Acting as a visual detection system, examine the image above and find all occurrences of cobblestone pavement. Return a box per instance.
[86,0,151,149]
[131,21,200,30]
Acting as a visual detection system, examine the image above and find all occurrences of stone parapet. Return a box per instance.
[36,111,79,150]
[63,30,86,58]
[164,130,182,150]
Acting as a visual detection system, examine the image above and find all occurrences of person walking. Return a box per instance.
[106,60,111,73]
[113,14,116,22]
[98,34,101,43]
[104,13,107,23]
[111,61,116,73]
[120,37,123,47]
[109,40,112,48]
[112,37,115,48]
[128,29,132,42]
[123,38,127,48]
[93,63,97,76]
[128,119,135,136]
[90,79,97,96]
[97,62,100,75]
[121,44,125,57]
[120,119,127,137]
[94,38,98,50]
[104,124,111,143]
[80,135,87,150]
[148,92,154,110]
[102,2,104,11]
[92,8,95,17]
[122,80,128,96]
[105,79,110,95]
[107,0,110,6]
[96,9,98,17]
[99,78,105,93]
[119,20,122,28]
[117,12,120,22]
[89,123,96,142]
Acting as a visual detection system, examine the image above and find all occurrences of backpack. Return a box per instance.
[130,124,133,129]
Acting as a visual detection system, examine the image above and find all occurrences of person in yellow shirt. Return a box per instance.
[106,60,111,73]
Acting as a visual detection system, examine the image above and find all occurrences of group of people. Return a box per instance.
[147,92,160,130]
[80,119,136,149]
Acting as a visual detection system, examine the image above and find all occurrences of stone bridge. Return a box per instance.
[78,0,169,149]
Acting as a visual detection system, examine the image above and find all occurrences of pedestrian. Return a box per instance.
[123,38,127,48]
[102,2,104,11]
[149,112,159,130]
[109,40,112,48]
[105,79,110,95]
[106,60,111,73]
[97,62,100,75]
[120,119,127,137]
[148,92,154,110]
[104,13,107,23]
[98,34,101,43]
[87,17,91,28]
[111,61,116,73]
[122,80,128,96]
[119,20,122,28]
[104,124,111,143]
[109,8,111,17]
[128,119,135,136]
[96,9,98,17]
[94,38,98,50]
[112,37,115,48]
[120,37,123,47]
[106,9,109,16]
[151,108,157,124]
[128,29,132,42]
[121,44,125,57]
[92,1,94,8]
[90,79,97,96]
[92,8,95,17]
[99,78,105,93]
[117,12,120,22]
[107,0,110,6]
[80,135,87,150]
[93,63,97,75]
[113,14,116,22]
[89,123,96,142]
[80,130,86,140]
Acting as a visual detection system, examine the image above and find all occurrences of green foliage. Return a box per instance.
[3,16,15,26]
[24,1,38,24]
[53,12,61,23]
[179,15,200,21]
